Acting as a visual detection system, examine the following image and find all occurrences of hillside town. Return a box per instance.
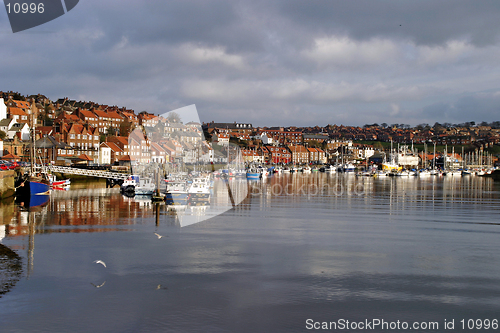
[1,91,499,169]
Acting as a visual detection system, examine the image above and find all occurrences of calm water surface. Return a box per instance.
[1,175,500,332]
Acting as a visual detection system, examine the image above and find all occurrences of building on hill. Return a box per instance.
[0,98,7,120]
[288,144,310,164]
[203,121,253,135]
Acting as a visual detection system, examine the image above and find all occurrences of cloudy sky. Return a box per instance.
[1,0,500,127]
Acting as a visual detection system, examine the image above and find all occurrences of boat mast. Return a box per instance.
[433,142,436,170]
[30,100,36,176]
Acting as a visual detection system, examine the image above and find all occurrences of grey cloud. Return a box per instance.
[2,0,500,127]
[277,0,500,46]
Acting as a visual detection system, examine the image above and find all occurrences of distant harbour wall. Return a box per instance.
[0,170,15,199]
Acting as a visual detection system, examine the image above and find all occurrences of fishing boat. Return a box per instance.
[163,178,189,205]
[120,175,156,195]
[246,167,261,179]
[188,176,211,202]
[343,163,356,173]
[17,114,50,196]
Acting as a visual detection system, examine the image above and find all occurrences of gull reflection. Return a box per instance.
[91,281,106,288]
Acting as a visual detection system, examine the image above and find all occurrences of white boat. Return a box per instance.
[162,178,189,204]
[446,169,462,176]
[188,176,211,201]
[121,175,156,195]
[302,166,312,173]
[343,163,356,173]
[430,169,440,176]
[419,169,431,177]
[396,170,410,177]
[357,170,373,177]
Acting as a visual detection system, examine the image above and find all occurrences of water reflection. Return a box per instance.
[1,174,500,330]
[1,175,498,238]
[247,173,500,223]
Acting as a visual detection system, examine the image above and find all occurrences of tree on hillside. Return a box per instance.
[167,112,181,123]
[106,127,117,136]
[119,119,135,137]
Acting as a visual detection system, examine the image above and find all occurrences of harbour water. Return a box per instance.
[1,174,500,332]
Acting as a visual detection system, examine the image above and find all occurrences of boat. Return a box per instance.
[246,167,261,180]
[48,174,71,187]
[163,178,189,205]
[188,176,211,202]
[375,170,389,177]
[357,170,373,177]
[16,109,50,196]
[446,169,462,176]
[461,169,472,176]
[343,163,356,173]
[302,166,312,173]
[419,169,431,177]
[120,175,156,195]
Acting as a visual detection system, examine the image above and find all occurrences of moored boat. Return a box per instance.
[120,175,156,195]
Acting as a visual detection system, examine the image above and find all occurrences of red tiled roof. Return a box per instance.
[101,142,123,153]
[8,107,27,115]
[118,155,131,161]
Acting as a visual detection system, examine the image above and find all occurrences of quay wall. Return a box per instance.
[0,170,15,199]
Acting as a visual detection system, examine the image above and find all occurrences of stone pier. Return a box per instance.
[0,170,15,199]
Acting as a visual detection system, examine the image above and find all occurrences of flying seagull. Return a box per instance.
[91,281,106,288]
[94,260,107,268]
[154,233,164,239]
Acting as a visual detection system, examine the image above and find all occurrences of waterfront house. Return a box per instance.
[288,144,310,164]
[100,141,124,164]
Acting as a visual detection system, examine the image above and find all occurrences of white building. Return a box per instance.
[98,146,111,165]
[259,133,273,145]
[8,123,30,141]
[0,98,6,120]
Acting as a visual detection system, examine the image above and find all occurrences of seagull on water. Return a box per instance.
[154,233,165,239]
[94,260,107,268]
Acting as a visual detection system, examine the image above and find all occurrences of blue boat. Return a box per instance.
[246,167,261,180]
[29,175,50,195]
[17,173,50,196]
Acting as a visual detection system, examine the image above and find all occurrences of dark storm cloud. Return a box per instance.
[277,0,500,46]
[423,93,500,124]
[2,0,500,126]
